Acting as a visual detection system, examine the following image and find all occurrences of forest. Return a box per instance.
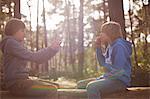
[0,0,149,87]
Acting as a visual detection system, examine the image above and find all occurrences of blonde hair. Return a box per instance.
[101,21,123,41]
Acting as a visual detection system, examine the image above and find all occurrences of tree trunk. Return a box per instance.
[108,0,126,38]
[78,0,84,77]
[36,0,39,51]
[72,4,77,75]
[103,0,107,22]
[27,1,34,72]
[35,0,39,74]
[42,0,49,73]
[128,0,138,68]
[142,2,149,58]
[13,0,21,19]
[63,0,69,76]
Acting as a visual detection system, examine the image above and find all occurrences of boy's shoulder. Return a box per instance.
[1,36,16,43]
[111,38,132,55]
[4,36,19,44]
[111,38,124,48]
[0,36,19,51]
[111,38,131,48]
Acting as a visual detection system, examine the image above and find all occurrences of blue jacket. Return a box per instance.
[96,38,132,86]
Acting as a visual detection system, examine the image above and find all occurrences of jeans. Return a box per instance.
[77,78,126,99]
[8,79,58,97]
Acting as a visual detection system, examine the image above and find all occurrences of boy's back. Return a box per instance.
[0,36,29,88]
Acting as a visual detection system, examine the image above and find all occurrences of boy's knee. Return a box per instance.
[77,80,85,89]
[86,82,99,94]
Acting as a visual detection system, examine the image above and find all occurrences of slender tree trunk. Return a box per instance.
[63,0,69,75]
[128,0,138,68]
[108,0,126,38]
[142,2,149,58]
[27,0,33,51]
[13,0,21,19]
[8,1,12,18]
[27,0,34,70]
[0,1,2,38]
[0,1,1,13]
[36,0,39,51]
[66,1,76,75]
[66,0,71,68]
[78,0,84,77]
[35,0,39,74]
[58,48,62,72]
[103,0,107,22]
[43,0,47,48]
[42,0,49,73]
[72,4,77,75]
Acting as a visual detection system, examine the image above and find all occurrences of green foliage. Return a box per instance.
[129,1,150,86]
[131,41,150,71]
[82,47,104,78]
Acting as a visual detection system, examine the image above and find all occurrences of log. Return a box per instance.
[58,87,150,99]
[0,87,150,99]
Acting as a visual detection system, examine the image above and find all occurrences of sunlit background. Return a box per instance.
[20,0,150,42]
[0,0,149,86]
[21,0,130,30]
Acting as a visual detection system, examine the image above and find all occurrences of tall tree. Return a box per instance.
[103,0,108,22]
[128,0,139,68]
[142,1,149,57]
[66,1,74,74]
[27,0,32,50]
[71,4,77,75]
[78,0,84,77]
[13,0,21,19]
[43,0,47,48]
[108,0,126,38]
[35,0,39,74]
[42,0,49,73]
[63,0,69,75]
[27,0,34,72]
[36,0,39,51]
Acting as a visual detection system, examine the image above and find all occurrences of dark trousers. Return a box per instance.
[8,79,58,97]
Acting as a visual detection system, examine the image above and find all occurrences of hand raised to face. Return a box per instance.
[95,36,101,45]
[95,33,110,48]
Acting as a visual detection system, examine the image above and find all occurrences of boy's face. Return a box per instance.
[99,33,110,44]
[14,29,25,42]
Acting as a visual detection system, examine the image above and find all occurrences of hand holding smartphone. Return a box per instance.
[50,36,62,50]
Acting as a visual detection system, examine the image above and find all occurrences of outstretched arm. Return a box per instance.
[5,38,60,64]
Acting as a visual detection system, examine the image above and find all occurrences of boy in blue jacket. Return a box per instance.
[77,21,132,99]
[0,18,61,97]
